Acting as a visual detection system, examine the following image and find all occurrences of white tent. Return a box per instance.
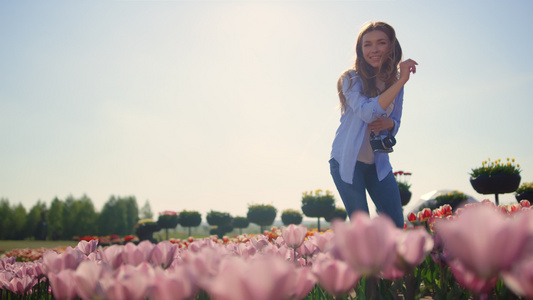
[402,189,479,219]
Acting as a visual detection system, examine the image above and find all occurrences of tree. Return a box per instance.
[178,210,202,237]
[47,197,64,240]
[0,198,11,240]
[11,203,27,240]
[99,196,127,236]
[140,200,153,219]
[75,195,99,237]
[24,200,47,240]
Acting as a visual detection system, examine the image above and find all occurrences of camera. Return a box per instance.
[370,131,396,153]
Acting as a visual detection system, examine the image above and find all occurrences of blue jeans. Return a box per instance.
[329,158,404,228]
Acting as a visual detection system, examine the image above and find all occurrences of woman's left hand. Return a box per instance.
[368,117,394,132]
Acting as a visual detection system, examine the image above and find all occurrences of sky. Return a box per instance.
[1,0,533,222]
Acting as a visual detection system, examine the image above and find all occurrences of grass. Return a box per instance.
[0,240,79,252]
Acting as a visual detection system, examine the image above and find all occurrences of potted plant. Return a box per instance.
[470,158,521,205]
[394,171,412,206]
[434,190,468,211]
[301,189,335,231]
[206,211,233,238]
[134,219,160,243]
[232,216,250,235]
[325,207,348,222]
[515,182,533,202]
[281,209,303,226]
[247,204,277,233]
[178,210,202,237]
[157,211,179,241]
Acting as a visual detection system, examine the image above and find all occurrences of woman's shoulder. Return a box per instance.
[339,69,361,92]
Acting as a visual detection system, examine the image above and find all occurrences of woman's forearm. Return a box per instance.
[377,79,406,110]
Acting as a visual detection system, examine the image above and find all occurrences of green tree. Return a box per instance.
[75,195,99,237]
[0,198,12,240]
[140,200,153,219]
[11,203,27,240]
[99,195,138,236]
[47,197,64,240]
[60,195,98,239]
[24,200,47,240]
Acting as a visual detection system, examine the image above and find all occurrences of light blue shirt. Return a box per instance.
[331,70,403,184]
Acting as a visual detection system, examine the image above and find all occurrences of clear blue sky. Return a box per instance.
[1,0,532,220]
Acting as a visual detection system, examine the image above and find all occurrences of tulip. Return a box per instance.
[281,224,308,249]
[312,253,360,297]
[434,205,530,279]
[122,241,155,267]
[207,256,295,300]
[332,212,397,276]
[448,259,498,295]
[407,212,417,223]
[100,244,124,269]
[48,269,77,300]
[295,240,319,259]
[520,200,531,208]
[395,228,434,270]
[417,208,432,222]
[287,266,317,299]
[76,239,99,255]
[502,256,533,299]
[150,266,198,300]
[150,241,178,269]
[105,264,153,300]
[74,261,108,300]
[43,247,85,274]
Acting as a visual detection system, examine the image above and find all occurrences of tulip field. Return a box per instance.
[1,200,533,300]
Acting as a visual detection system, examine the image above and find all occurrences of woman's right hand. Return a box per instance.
[399,59,418,84]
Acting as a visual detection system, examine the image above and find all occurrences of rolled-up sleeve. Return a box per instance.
[343,76,387,124]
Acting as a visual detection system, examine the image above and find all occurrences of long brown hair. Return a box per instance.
[338,22,402,113]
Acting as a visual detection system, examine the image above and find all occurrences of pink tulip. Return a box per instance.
[332,212,397,276]
[395,228,434,270]
[105,264,152,300]
[74,261,108,300]
[1,256,16,269]
[100,244,124,269]
[296,240,319,258]
[207,256,295,300]
[312,253,360,297]
[43,247,85,274]
[287,266,317,299]
[150,241,177,269]
[0,271,14,289]
[150,265,198,300]
[309,231,335,253]
[448,259,498,294]
[434,205,530,279]
[281,224,308,249]
[502,256,533,299]
[76,239,99,255]
[6,275,36,295]
[122,241,155,266]
[48,269,78,300]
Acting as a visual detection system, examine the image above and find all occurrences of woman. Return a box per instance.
[330,21,417,228]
